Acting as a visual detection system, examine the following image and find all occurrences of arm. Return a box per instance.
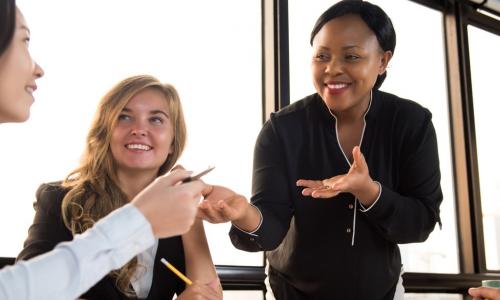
[363,114,443,243]
[178,218,222,298]
[198,119,294,251]
[0,204,154,300]
[0,170,204,300]
[229,118,294,251]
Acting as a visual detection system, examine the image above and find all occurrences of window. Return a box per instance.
[468,25,500,271]
[2,0,263,275]
[288,0,459,273]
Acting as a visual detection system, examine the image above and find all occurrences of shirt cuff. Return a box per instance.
[232,204,263,237]
[359,181,382,212]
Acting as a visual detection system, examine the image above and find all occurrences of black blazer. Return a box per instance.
[17,182,186,300]
[230,90,443,299]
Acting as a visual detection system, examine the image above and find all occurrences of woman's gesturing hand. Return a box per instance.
[297,146,380,207]
[198,185,249,223]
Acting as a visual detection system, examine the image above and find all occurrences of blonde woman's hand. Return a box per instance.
[176,281,221,300]
[297,146,380,207]
[131,169,205,238]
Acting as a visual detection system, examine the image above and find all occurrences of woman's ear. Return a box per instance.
[379,50,393,75]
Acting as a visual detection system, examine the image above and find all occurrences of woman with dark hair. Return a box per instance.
[199,1,443,299]
[0,0,43,122]
[0,2,209,300]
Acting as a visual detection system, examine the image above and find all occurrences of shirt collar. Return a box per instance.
[313,89,381,123]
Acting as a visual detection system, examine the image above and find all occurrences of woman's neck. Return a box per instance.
[116,169,158,201]
[331,92,371,124]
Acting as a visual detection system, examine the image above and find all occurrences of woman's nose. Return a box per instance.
[34,61,44,78]
[130,127,147,136]
[325,58,342,74]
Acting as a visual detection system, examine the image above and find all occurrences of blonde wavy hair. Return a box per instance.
[61,75,186,296]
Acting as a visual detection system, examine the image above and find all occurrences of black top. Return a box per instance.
[230,90,443,300]
[17,182,186,300]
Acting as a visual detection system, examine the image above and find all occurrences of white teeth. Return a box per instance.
[126,144,151,151]
[327,83,348,89]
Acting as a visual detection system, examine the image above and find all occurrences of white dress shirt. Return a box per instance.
[131,239,159,299]
[0,204,155,300]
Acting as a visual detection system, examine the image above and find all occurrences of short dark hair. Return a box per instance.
[0,0,17,56]
[310,0,396,90]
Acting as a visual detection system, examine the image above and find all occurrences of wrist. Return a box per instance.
[357,179,380,207]
[233,202,260,232]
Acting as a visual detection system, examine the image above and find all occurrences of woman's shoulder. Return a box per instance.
[266,93,324,133]
[376,90,432,122]
[272,93,320,119]
[34,181,69,214]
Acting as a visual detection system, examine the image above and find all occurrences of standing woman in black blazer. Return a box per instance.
[199,1,443,299]
[17,75,222,300]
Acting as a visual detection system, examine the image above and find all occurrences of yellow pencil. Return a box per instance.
[160,258,193,285]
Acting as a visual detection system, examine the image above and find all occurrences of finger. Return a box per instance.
[199,200,224,223]
[160,169,193,186]
[202,183,214,197]
[181,180,206,197]
[311,188,340,198]
[198,199,209,209]
[314,191,341,198]
[311,191,336,198]
[200,199,218,211]
[301,187,314,196]
[468,287,476,296]
[217,199,238,221]
[197,204,220,222]
[322,174,343,187]
[172,164,185,171]
[352,146,367,172]
[303,185,331,196]
[296,179,322,188]
[469,287,498,298]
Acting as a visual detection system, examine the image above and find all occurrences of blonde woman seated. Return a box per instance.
[17,75,221,300]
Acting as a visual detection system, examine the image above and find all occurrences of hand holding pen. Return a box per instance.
[161,258,220,300]
[181,166,215,183]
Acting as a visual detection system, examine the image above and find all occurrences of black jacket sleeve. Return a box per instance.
[363,108,443,244]
[229,116,295,251]
[16,183,73,261]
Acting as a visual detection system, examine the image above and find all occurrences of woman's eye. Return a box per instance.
[345,54,360,61]
[315,53,329,61]
[118,114,131,121]
[150,116,164,124]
